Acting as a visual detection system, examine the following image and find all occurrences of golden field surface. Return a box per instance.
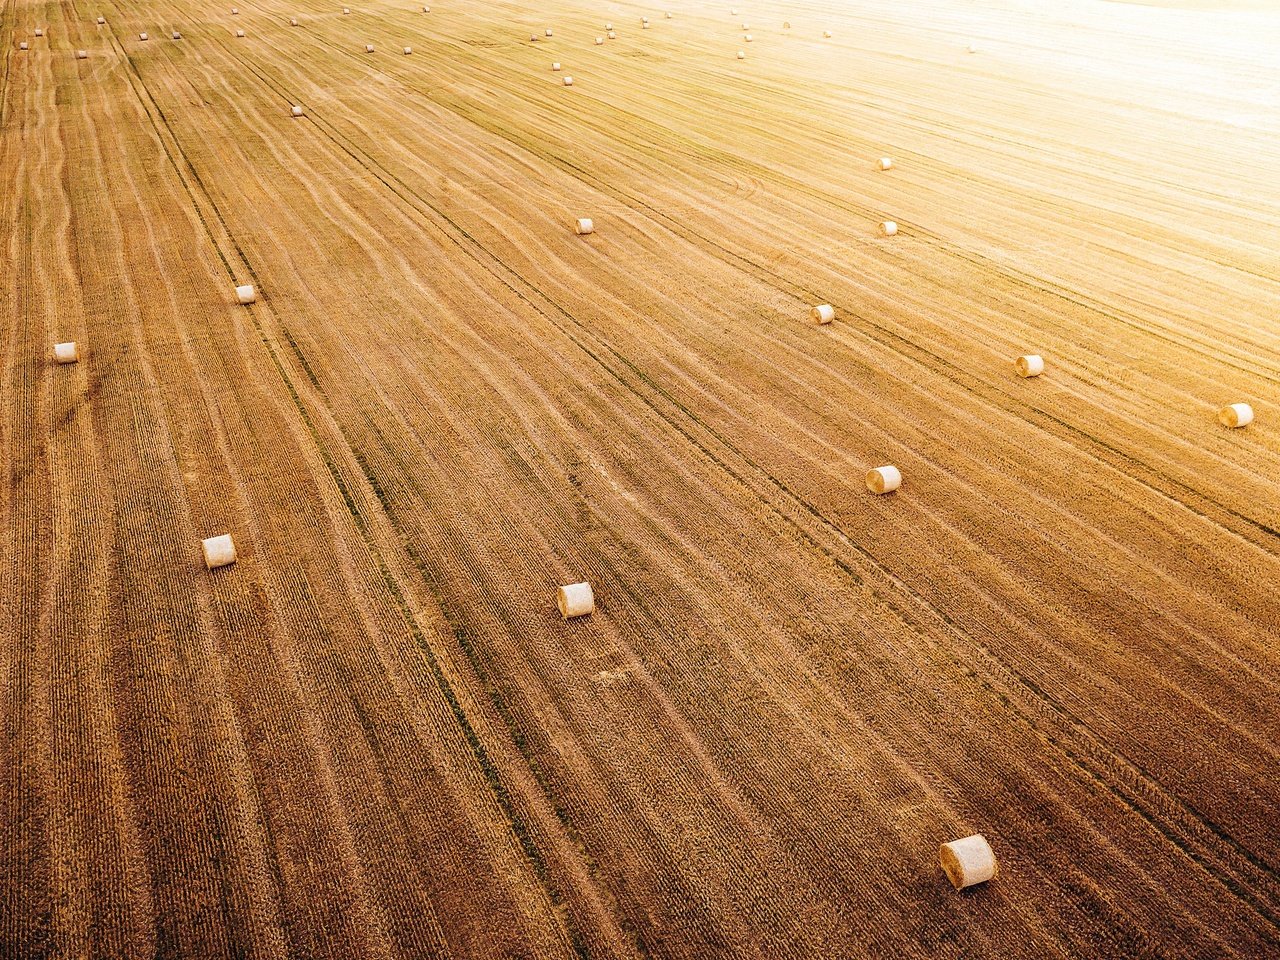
[3,0,1279,955]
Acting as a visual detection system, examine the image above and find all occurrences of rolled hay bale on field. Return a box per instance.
[731,8,739,15]
[1014,354,1044,378]
[172,31,181,39]
[236,28,245,36]
[422,5,430,11]
[343,6,350,13]
[866,465,901,494]
[202,534,237,570]
[642,17,650,24]
[236,283,257,303]
[232,6,239,12]
[967,44,978,53]
[290,18,298,26]
[736,49,744,59]
[19,41,28,50]
[595,36,604,44]
[744,33,752,41]
[880,220,898,236]
[574,217,593,234]
[940,834,997,890]
[530,34,538,41]
[642,22,650,29]
[741,22,749,29]
[291,103,304,116]
[783,21,790,29]
[1219,403,1254,428]
[562,75,574,85]
[823,29,832,38]
[557,582,594,618]
[552,61,560,70]
[35,27,44,36]
[607,30,616,39]
[879,157,893,170]
[605,22,612,29]
[811,304,834,325]
[366,43,374,51]
[97,16,105,24]
[77,49,87,58]
[666,11,672,18]
[403,45,412,54]
[545,28,553,36]
[139,32,148,40]
[54,342,80,364]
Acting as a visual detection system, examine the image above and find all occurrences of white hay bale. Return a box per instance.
[607,30,616,39]
[343,6,350,13]
[557,581,594,618]
[290,18,298,26]
[530,34,538,41]
[35,27,44,36]
[202,534,237,570]
[54,342,80,364]
[736,49,744,59]
[784,21,790,29]
[823,29,832,38]
[552,61,560,70]
[172,31,181,39]
[642,22,649,28]
[545,28,553,36]
[403,45,412,54]
[1014,354,1044,378]
[366,43,374,51]
[563,75,573,85]
[811,304,834,325]
[575,217,593,234]
[423,5,430,11]
[236,283,256,303]
[232,6,239,12]
[940,834,997,890]
[666,11,672,18]
[1219,403,1254,428]
[642,17,649,24]
[291,103,304,116]
[866,465,901,494]
[97,16,105,24]
[139,32,148,40]
[605,22,612,29]
[967,44,977,54]
[236,28,245,36]
[880,220,898,236]
[731,8,739,15]
[741,22,749,29]
[19,41,28,50]
[595,36,603,44]
[744,33,752,41]
[879,157,893,170]
[77,49,87,58]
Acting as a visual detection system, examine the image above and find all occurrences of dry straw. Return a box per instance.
[19,41,28,49]
[879,157,893,170]
[824,29,832,38]
[552,61,560,70]
[575,217,593,234]
[940,835,997,889]
[744,33,752,41]
[736,50,744,59]
[77,49,87,58]
[202,534,238,570]
[139,32,148,40]
[403,45,412,54]
[595,36,603,44]
[1015,355,1044,377]
[880,220,898,236]
[236,284,257,303]
[607,30,616,39]
[545,28,553,36]
[563,75,574,85]
[366,43,374,51]
[54,342,80,364]
[811,304,834,325]
[97,16,105,23]
[1219,403,1253,428]
[557,582,594,618]
[172,31,181,39]
[291,104,304,116]
[35,27,44,36]
[866,465,902,494]
[236,28,245,36]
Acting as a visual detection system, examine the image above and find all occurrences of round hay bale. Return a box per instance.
[866,465,902,494]
[1014,354,1044,378]
[403,45,412,54]
[878,157,893,171]
[744,33,752,41]
[202,534,238,570]
[77,49,87,58]
[291,104,304,116]
[54,342,80,364]
[940,835,997,890]
[607,30,616,39]
[19,41,28,50]
[563,75,573,85]
[139,32,148,40]
[880,220,897,236]
[236,283,257,303]
[97,16,106,24]
[736,49,744,59]
[545,28,553,36]
[171,31,181,39]
[235,28,245,36]
[595,36,603,44]
[1219,403,1254,428]
[823,29,832,38]
[557,582,594,618]
[575,217,593,234]
[811,304,834,324]
[366,43,374,51]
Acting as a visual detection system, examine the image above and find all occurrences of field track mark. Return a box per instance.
[101,22,598,959]
[181,27,1280,932]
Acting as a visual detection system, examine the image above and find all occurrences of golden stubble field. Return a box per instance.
[3,0,1279,955]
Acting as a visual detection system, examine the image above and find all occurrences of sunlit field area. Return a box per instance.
[4,0,1279,956]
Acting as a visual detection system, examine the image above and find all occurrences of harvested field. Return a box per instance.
[3,0,1280,956]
